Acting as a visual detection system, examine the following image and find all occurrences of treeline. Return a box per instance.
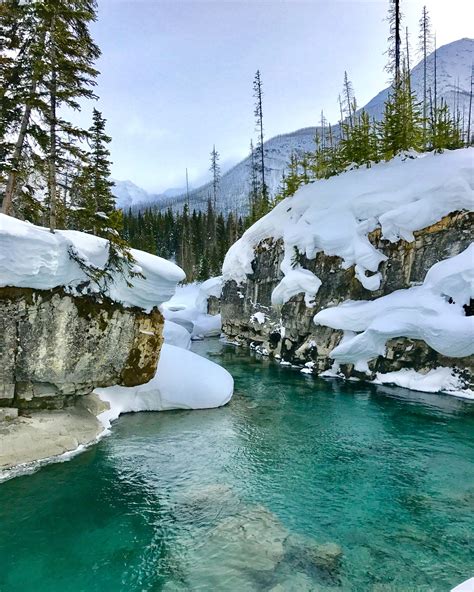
[0,0,133,279]
[123,201,247,282]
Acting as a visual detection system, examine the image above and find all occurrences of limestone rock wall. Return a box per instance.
[221,211,473,380]
[0,287,164,409]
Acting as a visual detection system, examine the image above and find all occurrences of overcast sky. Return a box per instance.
[77,0,473,192]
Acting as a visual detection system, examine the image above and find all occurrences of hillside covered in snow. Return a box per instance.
[115,38,473,216]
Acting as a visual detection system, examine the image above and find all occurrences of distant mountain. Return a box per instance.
[111,179,152,210]
[112,180,189,210]
[115,38,473,216]
[363,37,473,119]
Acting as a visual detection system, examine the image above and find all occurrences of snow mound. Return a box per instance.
[223,149,473,305]
[95,343,233,427]
[373,368,474,400]
[0,214,185,310]
[161,277,223,339]
[314,245,474,371]
[451,577,474,592]
[163,320,192,349]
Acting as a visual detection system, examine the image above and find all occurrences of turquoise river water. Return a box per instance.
[0,340,473,592]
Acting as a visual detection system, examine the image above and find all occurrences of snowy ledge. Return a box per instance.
[314,244,474,368]
[223,149,473,304]
[0,214,185,311]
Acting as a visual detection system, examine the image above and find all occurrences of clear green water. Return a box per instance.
[1,340,473,592]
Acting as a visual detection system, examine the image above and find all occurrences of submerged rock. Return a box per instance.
[164,500,344,591]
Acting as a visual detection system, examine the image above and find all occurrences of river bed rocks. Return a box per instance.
[221,211,474,385]
[164,485,343,591]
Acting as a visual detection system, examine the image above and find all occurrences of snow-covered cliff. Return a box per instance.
[220,148,474,398]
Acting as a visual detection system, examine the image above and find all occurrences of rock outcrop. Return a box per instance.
[0,287,164,410]
[221,211,473,382]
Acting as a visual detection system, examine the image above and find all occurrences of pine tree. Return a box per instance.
[380,63,423,159]
[253,70,268,206]
[247,139,261,222]
[1,0,46,216]
[1,0,101,230]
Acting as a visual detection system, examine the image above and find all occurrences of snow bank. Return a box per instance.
[95,343,233,427]
[161,277,223,339]
[451,577,474,592]
[0,214,185,311]
[222,149,473,305]
[373,368,474,400]
[314,245,474,371]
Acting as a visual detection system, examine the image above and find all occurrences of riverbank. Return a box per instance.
[0,395,109,479]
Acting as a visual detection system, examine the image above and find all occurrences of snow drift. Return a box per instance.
[314,245,474,370]
[0,214,185,311]
[96,343,234,427]
[161,277,223,339]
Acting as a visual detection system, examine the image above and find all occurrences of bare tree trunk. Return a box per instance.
[467,66,473,145]
[422,6,427,148]
[2,103,32,215]
[48,16,57,233]
[395,0,401,85]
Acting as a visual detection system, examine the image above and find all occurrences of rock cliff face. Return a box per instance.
[221,211,473,381]
[0,287,164,409]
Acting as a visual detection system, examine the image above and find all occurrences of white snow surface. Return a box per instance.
[161,278,223,339]
[163,320,192,349]
[451,577,474,592]
[373,368,474,400]
[95,343,234,427]
[0,214,185,311]
[314,244,474,370]
[223,149,473,306]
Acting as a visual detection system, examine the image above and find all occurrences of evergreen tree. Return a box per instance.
[253,70,269,208]
[247,139,261,222]
[1,0,46,216]
[380,64,423,158]
[430,99,463,152]
[1,0,100,230]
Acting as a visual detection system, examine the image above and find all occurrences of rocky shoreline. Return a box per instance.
[0,394,109,479]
